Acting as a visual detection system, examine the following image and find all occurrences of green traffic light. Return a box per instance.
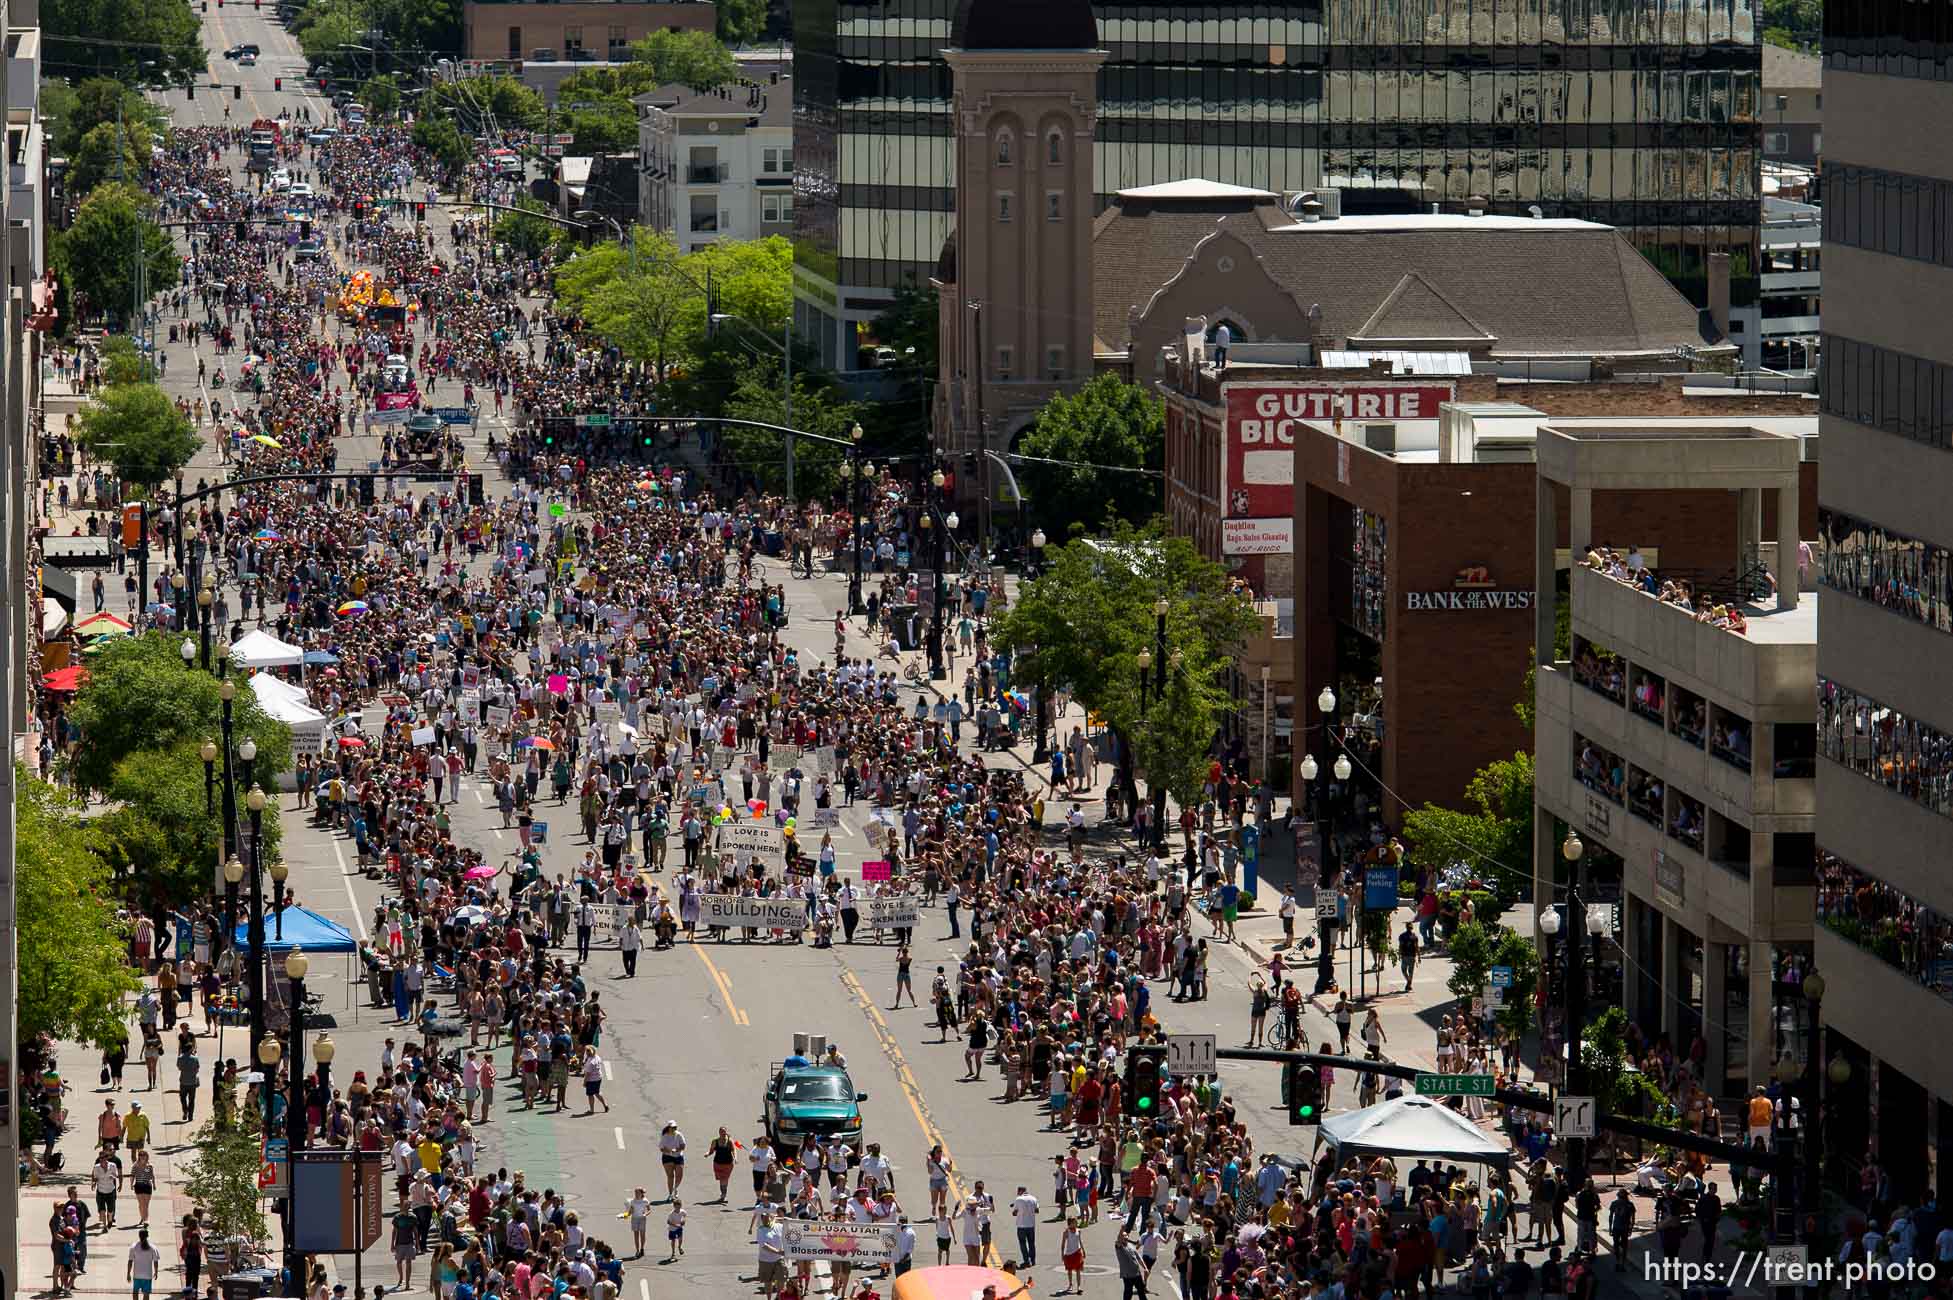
[1297,1104,1316,1119]
[1137,1095,1153,1110]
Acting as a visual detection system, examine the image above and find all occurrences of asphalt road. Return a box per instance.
[115,14,1325,1293]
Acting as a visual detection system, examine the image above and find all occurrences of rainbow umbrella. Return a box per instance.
[255,528,282,541]
[336,600,370,616]
[634,479,656,492]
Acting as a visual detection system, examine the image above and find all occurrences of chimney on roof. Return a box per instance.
[1707,251,1732,340]
[1126,304,1142,351]
[1467,195,1486,216]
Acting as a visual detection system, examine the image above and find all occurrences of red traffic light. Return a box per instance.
[274,77,282,91]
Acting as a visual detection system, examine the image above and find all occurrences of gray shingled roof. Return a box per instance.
[1763,43,1822,90]
[1091,198,1713,357]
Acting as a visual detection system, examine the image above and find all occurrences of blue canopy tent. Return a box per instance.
[233,905,357,954]
[303,650,340,666]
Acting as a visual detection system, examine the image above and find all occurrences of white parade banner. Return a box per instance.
[700,895,805,928]
[717,822,787,866]
[864,897,920,929]
[780,1221,897,1266]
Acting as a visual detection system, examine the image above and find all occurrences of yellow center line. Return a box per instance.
[838,968,1003,1270]
[692,942,750,1026]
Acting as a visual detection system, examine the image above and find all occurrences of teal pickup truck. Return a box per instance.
[763,1060,867,1150]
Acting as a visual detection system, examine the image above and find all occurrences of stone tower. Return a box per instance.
[936,0,1104,478]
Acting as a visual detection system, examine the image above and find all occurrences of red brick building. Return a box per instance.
[1159,353,1819,819]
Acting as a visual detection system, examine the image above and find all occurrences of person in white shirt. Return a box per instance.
[658,1123,686,1199]
[755,1215,786,1300]
[1010,1186,1040,1267]
[824,1138,852,1190]
[664,1199,685,1261]
[127,1228,163,1299]
[857,1143,893,1194]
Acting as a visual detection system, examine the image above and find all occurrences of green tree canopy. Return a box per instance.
[52,183,180,325]
[411,116,471,176]
[65,633,294,796]
[719,371,862,498]
[714,0,765,46]
[1016,374,1165,539]
[996,521,1261,812]
[360,74,402,118]
[183,1118,271,1244]
[72,382,199,489]
[67,118,152,200]
[563,100,638,155]
[494,197,565,259]
[46,0,206,86]
[1443,921,1541,1037]
[16,772,142,1049]
[628,28,738,86]
[100,334,156,385]
[294,1,361,64]
[1399,752,1536,921]
[426,76,544,132]
[867,280,939,377]
[42,77,162,158]
[362,0,462,56]
[96,738,285,904]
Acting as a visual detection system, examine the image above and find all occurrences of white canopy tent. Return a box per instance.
[231,629,306,669]
[1317,1095,1512,1168]
[248,671,328,784]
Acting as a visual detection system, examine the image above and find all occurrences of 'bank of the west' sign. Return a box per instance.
[1404,565,1537,612]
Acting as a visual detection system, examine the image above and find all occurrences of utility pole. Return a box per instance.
[783,314,794,501]
[0,291,25,1300]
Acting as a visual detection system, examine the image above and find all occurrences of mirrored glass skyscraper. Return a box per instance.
[792,0,1760,369]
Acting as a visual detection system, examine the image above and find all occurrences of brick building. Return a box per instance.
[1158,345,1818,819]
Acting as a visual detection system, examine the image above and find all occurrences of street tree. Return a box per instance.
[294,0,360,65]
[73,382,200,490]
[65,632,294,795]
[360,74,402,119]
[1398,752,1535,920]
[42,77,161,158]
[46,0,206,86]
[628,28,737,86]
[97,738,283,904]
[564,99,639,155]
[714,0,765,46]
[869,280,939,377]
[411,116,471,178]
[426,76,544,132]
[997,520,1260,828]
[52,183,180,324]
[15,773,142,1049]
[720,371,862,497]
[1017,374,1165,539]
[688,235,793,332]
[183,1118,271,1241]
[101,334,156,384]
[67,118,152,200]
[494,197,564,259]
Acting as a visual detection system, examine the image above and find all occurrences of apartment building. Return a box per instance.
[636,79,792,251]
[1808,0,1953,1205]
[1532,422,1815,1098]
[461,0,713,63]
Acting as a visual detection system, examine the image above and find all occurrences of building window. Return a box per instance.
[1045,345,1064,378]
[564,25,584,51]
[996,346,1013,380]
[763,147,780,174]
[1047,131,1062,164]
[506,25,522,60]
[762,193,792,223]
[998,192,1012,222]
[1821,677,1953,820]
[781,148,793,171]
[1046,191,1062,221]
[1817,507,1953,635]
[608,25,626,56]
[1821,334,1953,450]
[995,130,1013,165]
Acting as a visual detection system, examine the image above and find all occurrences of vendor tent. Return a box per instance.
[231,629,305,669]
[1318,1095,1512,1167]
[248,671,329,773]
[232,905,357,955]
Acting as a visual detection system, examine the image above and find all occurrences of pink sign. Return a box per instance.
[375,391,414,411]
[861,860,891,882]
[546,674,569,695]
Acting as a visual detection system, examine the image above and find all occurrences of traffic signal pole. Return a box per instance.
[1216,1049,1786,1172]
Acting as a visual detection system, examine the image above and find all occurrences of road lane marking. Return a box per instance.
[604,1060,614,1081]
[638,1282,650,1300]
[614,1126,626,1150]
[473,786,486,804]
[691,944,749,1026]
[837,968,1002,1270]
[332,843,369,940]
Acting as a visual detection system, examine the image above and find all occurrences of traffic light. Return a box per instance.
[414,201,426,222]
[234,85,242,101]
[358,475,375,505]
[1124,1045,1166,1118]
[235,221,249,242]
[274,77,282,91]
[186,84,194,100]
[300,220,313,240]
[468,474,485,507]
[1284,1062,1322,1126]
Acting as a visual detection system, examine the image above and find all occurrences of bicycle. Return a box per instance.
[791,551,815,581]
[902,658,925,686]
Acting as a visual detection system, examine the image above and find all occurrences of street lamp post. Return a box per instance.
[220,681,240,864]
[843,424,871,616]
[171,571,185,633]
[271,858,289,940]
[198,579,214,671]
[245,779,267,1054]
[281,946,310,1297]
[223,855,244,960]
[1550,830,1591,1180]
[922,510,942,680]
[202,738,218,817]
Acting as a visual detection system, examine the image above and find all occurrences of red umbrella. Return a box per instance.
[42,666,87,692]
[338,736,368,749]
